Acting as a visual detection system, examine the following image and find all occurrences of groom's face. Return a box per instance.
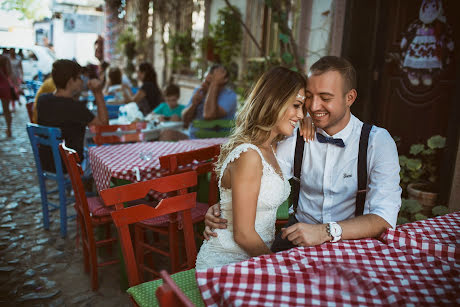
[305,70,355,136]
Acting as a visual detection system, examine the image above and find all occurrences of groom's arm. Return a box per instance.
[282,129,402,246]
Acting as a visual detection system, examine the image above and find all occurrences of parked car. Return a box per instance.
[0,44,57,81]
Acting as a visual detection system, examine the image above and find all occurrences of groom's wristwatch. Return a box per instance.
[326,222,342,242]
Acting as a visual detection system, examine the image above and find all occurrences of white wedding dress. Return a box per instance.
[195,143,291,270]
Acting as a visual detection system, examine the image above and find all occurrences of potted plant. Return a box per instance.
[399,135,446,215]
[397,198,449,225]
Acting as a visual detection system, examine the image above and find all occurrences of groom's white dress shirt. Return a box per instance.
[276,114,402,228]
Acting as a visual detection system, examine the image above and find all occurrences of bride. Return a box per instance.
[195,67,307,270]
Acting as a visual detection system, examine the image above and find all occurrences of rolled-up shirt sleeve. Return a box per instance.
[365,129,402,229]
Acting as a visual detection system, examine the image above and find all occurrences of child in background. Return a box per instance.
[153,84,185,121]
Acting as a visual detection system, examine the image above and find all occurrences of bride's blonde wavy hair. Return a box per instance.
[215,66,306,178]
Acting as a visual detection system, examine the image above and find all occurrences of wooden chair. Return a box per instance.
[101,172,204,306]
[26,123,73,237]
[156,270,194,307]
[133,145,219,277]
[192,119,234,138]
[59,143,118,290]
[90,122,147,145]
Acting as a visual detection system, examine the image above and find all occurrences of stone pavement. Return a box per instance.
[0,104,130,306]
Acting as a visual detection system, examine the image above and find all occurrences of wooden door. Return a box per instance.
[375,0,457,154]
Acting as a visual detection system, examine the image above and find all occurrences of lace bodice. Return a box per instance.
[195,143,291,270]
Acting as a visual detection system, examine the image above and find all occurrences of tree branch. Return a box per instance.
[223,0,267,59]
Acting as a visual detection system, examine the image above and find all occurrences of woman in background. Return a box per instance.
[103,66,132,105]
[131,62,163,115]
[0,55,13,137]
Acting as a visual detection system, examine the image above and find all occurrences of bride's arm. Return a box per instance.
[231,150,273,257]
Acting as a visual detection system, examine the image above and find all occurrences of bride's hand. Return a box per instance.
[203,203,228,240]
[299,115,315,142]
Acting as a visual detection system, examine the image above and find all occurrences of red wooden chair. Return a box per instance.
[156,270,194,307]
[90,122,147,145]
[101,172,203,306]
[59,143,118,291]
[134,145,219,277]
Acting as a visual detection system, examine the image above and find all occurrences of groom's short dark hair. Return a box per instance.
[309,56,356,93]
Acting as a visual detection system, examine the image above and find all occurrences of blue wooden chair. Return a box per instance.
[26,123,74,237]
[106,104,121,120]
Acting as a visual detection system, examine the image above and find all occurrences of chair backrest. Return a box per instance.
[155,270,194,307]
[58,143,93,235]
[159,145,220,206]
[106,104,121,120]
[192,119,234,138]
[26,123,66,176]
[100,171,198,287]
[26,101,34,122]
[90,122,147,145]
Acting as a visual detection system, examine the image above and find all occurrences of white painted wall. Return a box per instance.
[305,0,334,70]
[52,18,100,65]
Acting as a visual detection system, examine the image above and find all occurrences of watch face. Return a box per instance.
[330,223,342,237]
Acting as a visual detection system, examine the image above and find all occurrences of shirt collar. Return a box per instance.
[317,113,356,146]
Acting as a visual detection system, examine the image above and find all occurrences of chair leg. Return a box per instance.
[105,224,113,256]
[58,179,67,237]
[38,177,50,230]
[169,222,180,273]
[83,241,90,274]
[89,248,99,291]
[135,225,145,281]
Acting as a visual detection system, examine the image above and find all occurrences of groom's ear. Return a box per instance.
[345,89,357,107]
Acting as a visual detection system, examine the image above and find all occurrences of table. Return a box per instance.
[89,138,227,192]
[85,121,184,143]
[196,211,460,306]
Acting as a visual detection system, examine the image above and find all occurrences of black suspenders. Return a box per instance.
[291,123,373,217]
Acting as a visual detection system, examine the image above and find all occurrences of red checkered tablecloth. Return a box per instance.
[89,138,226,192]
[196,212,460,306]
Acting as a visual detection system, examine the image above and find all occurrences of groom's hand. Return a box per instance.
[203,203,228,240]
[281,223,330,247]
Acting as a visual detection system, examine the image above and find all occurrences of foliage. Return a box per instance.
[265,0,304,72]
[116,27,137,82]
[168,29,194,74]
[235,54,280,102]
[207,5,242,72]
[396,198,448,225]
[1,0,49,20]
[399,135,446,193]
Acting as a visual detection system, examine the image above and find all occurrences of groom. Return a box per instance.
[204,56,401,251]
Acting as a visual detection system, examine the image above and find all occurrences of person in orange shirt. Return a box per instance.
[32,76,56,123]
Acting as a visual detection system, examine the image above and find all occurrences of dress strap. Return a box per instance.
[218,143,266,189]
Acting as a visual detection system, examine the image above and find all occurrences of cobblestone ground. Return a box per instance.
[0,104,130,306]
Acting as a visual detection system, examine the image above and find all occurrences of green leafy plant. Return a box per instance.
[397,198,448,225]
[207,5,242,72]
[116,27,137,83]
[399,135,446,193]
[168,29,194,74]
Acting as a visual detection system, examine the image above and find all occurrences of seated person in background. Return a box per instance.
[103,66,132,105]
[153,84,184,122]
[98,61,110,86]
[32,74,55,123]
[129,62,163,116]
[182,64,237,139]
[37,59,108,172]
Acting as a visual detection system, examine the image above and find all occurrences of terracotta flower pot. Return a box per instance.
[407,183,438,216]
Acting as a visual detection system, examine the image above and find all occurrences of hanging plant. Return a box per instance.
[208,5,242,72]
[168,29,194,74]
[116,27,137,81]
